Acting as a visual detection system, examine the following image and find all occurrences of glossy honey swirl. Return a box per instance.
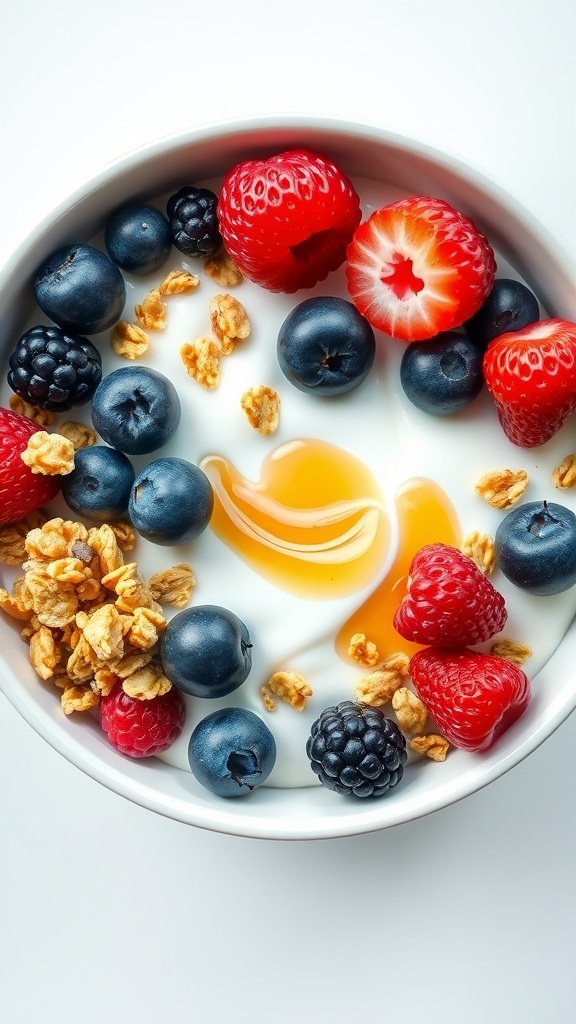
[200,438,390,599]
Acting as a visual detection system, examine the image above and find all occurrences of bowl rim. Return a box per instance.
[2,114,576,840]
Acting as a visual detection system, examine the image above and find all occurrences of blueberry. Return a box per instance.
[277,296,375,395]
[188,708,275,797]
[61,446,135,522]
[466,279,540,346]
[400,332,484,415]
[494,500,576,595]
[129,457,213,545]
[105,203,172,275]
[34,244,126,335]
[161,605,252,697]
[91,366,181,454]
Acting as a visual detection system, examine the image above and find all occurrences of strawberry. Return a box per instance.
[483,318,576,447]
[345,196,496,341]
[410,647,530,751]
[393,543,507,646]
[217,149,361,292]
[0,408,61,525]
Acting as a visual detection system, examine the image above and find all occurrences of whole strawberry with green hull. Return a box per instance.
[0,408,61,525]
[410,648,530,752]
[346,196,496,341]
[483,318,576,447]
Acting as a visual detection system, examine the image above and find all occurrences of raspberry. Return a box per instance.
[8,325,102,412]
[100,684,186,758]
[393,543,507,646]
[217,149,361,292]
[0,407,61,525]
[167,186,222,258]
[410,647,530,751]
[306,700,407,798]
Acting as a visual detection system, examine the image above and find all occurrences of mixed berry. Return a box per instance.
[2,144,576,805]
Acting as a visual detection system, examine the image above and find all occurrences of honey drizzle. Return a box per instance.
[336,477,460,660]
[200,439,390,599]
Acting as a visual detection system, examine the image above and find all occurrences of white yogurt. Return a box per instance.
[2,174,575,789]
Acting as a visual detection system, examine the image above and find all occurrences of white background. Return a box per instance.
[2,1,576,1021]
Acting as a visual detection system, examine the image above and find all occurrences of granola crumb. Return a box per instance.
[9,394,55,427]
[204,251,243,287]
[260,671,313,712]
[159,269,200,295]
[148,564,196,607]
[552,453,576,489]
[348,632,380,667]
[121,662,172,701]
[490,638,533,666]
[29,625,61,680]
[475,468,529,509]
[58,421,97,451]
[180,337,220,389]
[61,684,100,715]
[20,431,75,476]
[391,687,428,734]
[0,511,47,565]
[209,294,251,355]
[134,288,167,331]
[355,652,410,706]
[240,386,280,436]
[109,521,137,553]
[410,734,450,762]
[462,530,496,576]
[111,320,150,360]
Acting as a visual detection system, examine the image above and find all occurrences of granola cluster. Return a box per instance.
[181,293,251,389]
[20,431,75,476]
[462,530,496,576]
[261,670,313,712]
[0,517,195,715]
[240,385,280,435]
[475,468,529,509]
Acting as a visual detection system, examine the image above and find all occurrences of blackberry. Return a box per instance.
[306,700,407,798]
[8,325,102,411]
[167,186,222,258]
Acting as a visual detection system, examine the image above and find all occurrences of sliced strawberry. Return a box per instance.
[345,196,496,342]
[483,318,576,447]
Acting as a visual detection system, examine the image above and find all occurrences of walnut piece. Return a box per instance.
[392,687,428,734]
[410,734,450,762]
[462,530,496,576]
[348,632,380,667]
[20,431,75,476]
[111,321,150,360]
[356,652,410,706]
[552,453,576,489]
[159,269,200,295]
[490,639,533,666]
[241,386,280,436]
[260,671,313,712]
[134,288,167,331]
[148,564,195,607]
[58,421,97,451]
[209,294,251,355]
[475,469,529,509]
[0,511,47,565]
[9,394,55,426]
[61,685,100,715]
[204,251,243,287]
[180,338,220,389]
[122,662,172,700]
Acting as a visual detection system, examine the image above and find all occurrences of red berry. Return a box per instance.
[410,647,530,752]
[100,684,186,758]
[483,318,576,447]
[0,408,61,525]
[393,543,507,646]
[346,196,496,341]
[217,149,361,292]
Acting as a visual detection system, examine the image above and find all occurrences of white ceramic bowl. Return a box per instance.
[2,116,576,840]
